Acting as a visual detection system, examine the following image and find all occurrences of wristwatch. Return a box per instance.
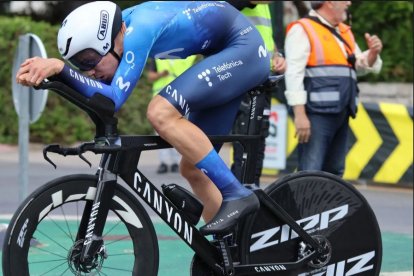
[275,51,284,58]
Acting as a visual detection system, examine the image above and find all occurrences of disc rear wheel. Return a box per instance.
[246,171,382,275]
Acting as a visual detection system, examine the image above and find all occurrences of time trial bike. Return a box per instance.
[2,75,382,275]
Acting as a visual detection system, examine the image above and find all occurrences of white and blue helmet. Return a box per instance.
[57,1,122,62]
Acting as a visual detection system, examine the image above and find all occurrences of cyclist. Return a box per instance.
[15,1,269,234]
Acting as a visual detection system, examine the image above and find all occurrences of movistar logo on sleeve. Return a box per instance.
[97,10,109,40]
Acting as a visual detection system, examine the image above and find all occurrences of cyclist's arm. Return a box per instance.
[53,64,119,104]
[14,57,122,108]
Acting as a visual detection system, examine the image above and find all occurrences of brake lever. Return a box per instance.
[43,144,59,169]
[78,153,92,167]
[78,142,96,167]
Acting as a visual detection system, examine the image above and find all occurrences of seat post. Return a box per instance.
[246,87,271,136]
[239,85,272,184]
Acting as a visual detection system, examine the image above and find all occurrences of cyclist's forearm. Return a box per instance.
[55,64,118,108]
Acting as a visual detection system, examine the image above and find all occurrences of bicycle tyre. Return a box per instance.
[244,171,382,275]
[2,174,159,276]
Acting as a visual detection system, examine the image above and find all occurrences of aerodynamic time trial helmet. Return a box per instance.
[57,1,122,71]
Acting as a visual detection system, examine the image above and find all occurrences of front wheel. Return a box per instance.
[2,174,159,276]
[245,171,382,275]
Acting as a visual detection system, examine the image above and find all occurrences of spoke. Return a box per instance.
[30,258,67,264]
[59,266,71,276]
[103,219,122,237]
[105,235,131,246]
[36,228,70,252]
[30,245,68,259]
[60,205,75,243]
[47,216,74,243]
[38,260,68,276]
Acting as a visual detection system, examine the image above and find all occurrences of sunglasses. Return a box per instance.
[69,48,121,71]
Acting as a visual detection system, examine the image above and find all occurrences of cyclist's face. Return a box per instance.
[70,23,125,83]
[85,52,119,83]
[69,49,102,71]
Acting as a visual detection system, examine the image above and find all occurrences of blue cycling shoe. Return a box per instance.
[200,193,259,236]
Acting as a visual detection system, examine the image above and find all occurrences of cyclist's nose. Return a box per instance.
[85,69,96,78]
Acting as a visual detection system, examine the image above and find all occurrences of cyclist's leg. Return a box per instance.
[147,16,269,235]
[150,91,257,233]
[180,95,244,222]
[147,96,214,164]
[148,94,261,233]
[180,158,222,222]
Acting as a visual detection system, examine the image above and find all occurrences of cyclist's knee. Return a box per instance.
[147,96,180,132]
[146,96,165,127]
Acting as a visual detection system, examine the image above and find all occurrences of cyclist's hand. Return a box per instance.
[293,106,311,144]
[16,57,64,87]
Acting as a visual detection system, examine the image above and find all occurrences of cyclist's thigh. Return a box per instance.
[188,95,243,135]
[158,30,269,116]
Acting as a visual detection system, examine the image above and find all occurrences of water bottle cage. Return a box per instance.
[162,184,204,225]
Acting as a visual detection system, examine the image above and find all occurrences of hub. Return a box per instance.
[308,235,332,268]
[67,239,107,275]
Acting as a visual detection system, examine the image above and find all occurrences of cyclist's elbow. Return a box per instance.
[114,99,124,112]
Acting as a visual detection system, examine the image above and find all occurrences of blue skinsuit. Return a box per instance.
[57,1,269,137]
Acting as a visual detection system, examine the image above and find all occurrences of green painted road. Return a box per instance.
[0,219,412,275]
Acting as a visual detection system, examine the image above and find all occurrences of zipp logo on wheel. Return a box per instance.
[250,204,349,252]
[16,218,29,248]
[298,251,376,276]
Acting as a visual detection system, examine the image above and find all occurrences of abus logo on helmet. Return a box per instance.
[97,10,109,41]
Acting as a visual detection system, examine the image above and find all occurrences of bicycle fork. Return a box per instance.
[74,153,118,270]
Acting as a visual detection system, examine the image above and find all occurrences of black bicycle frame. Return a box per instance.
[73,134,323,275]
